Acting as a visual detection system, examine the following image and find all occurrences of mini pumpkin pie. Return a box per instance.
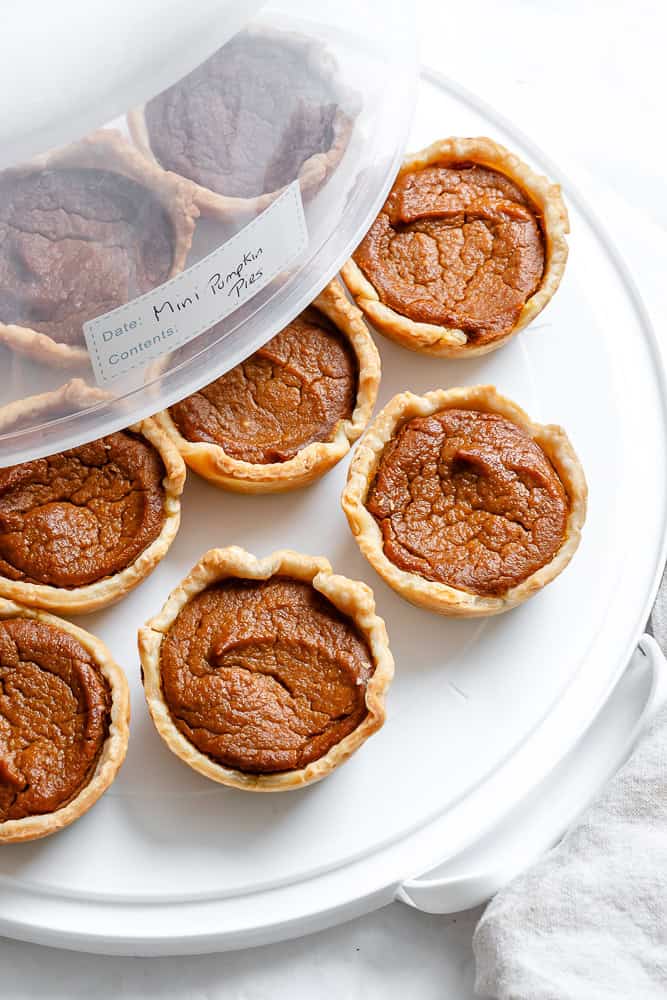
[0,598,129,842]
[128,26,355,220]
[0,419,186,614]
[342,386,587,617]
[157,279,380,492]
[341,137,569,357]
[0,129,198,368]
[138,547,393,791]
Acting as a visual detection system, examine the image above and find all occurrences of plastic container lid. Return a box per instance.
[0,0,416,464]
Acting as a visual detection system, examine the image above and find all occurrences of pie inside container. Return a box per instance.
[0,72,665,955]
[0,0,416,464]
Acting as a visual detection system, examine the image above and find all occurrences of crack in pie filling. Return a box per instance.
[159,279,380,492]
[0,421,186,614]
[341,137,569,358]
[0,601,129,842]
[170,307,357,464]
[138,548,394,791]
[342,386,587,617]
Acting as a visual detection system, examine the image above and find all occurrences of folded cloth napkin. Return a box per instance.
[473,567,667,1000]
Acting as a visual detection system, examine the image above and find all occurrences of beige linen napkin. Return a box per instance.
[472,568,667,1000]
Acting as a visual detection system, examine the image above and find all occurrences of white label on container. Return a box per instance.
[83,181,308,386]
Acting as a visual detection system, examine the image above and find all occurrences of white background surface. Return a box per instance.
[1,1,665,996]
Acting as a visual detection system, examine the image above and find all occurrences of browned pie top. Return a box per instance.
[0,432,166,589]
[169,307,357,464]
[144,31,339,201]
[353,163,545,346]
[0,167,175,346]
[366,408,569,596]
[0,617,110,822]
[159,576,374,774]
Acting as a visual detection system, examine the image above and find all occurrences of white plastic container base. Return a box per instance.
[0,72,665,956]
[0,1,416,464]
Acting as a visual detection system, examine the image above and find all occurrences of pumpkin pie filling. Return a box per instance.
[159,576,374,774]
[169,307,357,463]
[0,167,175,348]
[353,163,546,345]
[366,408,569,596]
[0,431,166,588]
[144,31,340,201]
[0,617,110,822]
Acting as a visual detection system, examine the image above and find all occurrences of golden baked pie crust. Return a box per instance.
[128,26,354,223]
[0,598,130,843]
[0,417,187,614]
[138,546,394,791]
[341,136,569,358]
[342,385,587,617]
[0,129,198,369]
[156,279,381,493]
[0,379,112,435]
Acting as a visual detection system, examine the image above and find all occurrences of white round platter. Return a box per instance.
[0,71,665,956]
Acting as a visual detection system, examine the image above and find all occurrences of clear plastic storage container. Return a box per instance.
[0,0,416,464]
